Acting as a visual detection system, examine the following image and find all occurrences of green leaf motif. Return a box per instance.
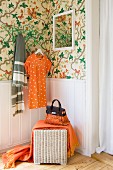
[39,36,43,41]
[27,31,33,37]
[80,7,85,14]
[3,41,10,48]
[20,2,28,8]
[50,39,53,43]
[48,31,51,35]
[37,12,41,16]
[8,50,13,55]
[63,22,67,26]
[12,14,17,18]
[77,0,82,5]
[75,40,78,46]
[66,76,71,79]
[0,9,3,13]
[54,69,60,74]
[52,2,55,6]
[12,36,16,43]
[56,24,60,28]
[51,57,55,61]
[79,57,85,63]
[59,8,64,13]
[59,52,64,58]
[26,16,32,21]
[34,21,38,25]
[69,55,73,60]
[61,35,66,40]
[8,3,14,8]
[0,57,2,61]
[83,30,85,34]
[77,47,82,53]
[16,19,21,26]
[81,36,85,40]
[44,24,49,30]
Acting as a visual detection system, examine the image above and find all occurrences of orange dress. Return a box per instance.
[24,53,52,109]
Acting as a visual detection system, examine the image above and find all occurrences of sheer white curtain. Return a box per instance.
[96,0,113,154]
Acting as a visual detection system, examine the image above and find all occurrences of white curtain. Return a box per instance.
[96,0,113,154]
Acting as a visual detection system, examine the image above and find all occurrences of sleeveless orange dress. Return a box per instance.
[24,53,52,109]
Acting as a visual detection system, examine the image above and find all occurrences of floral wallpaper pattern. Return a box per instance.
[0,0,86,80]
[48,0,86,79]
[0,0,49,80]
[55,13,72,48]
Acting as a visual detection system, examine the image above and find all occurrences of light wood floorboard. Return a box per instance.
[0,152,113,170]
[92,152,113,167]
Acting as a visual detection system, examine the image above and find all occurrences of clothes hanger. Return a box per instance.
[35,49,43,55]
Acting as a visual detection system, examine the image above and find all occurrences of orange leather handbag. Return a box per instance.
[45,99,70,125]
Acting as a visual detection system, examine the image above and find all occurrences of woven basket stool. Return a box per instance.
[33,129,67,165]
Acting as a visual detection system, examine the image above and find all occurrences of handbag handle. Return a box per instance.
[51,99,61,111]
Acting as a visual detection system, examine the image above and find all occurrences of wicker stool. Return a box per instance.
[33,129,67,165]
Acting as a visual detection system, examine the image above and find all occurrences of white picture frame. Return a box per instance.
[53,9,75,51]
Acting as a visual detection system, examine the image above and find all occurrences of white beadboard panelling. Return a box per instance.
[66,81,75,126]
[39,108,46,120]
[0,81,44,152]
[0,79,86,155]
[46,78,86,154]
[30,108,46,132]
[30,109,39,132]
[10,114,21,146]
[0,82,11,148]
[74,80,86,151]
[21,87,31,142]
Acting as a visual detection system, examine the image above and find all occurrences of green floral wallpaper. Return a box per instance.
[0,0,50,80]
[48,0,86,79]
[55,13,72,48]
[0,0,86,80]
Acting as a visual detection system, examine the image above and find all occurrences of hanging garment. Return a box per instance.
[2,120,79,169]
[24,53,52,109]
[12,33,27,116]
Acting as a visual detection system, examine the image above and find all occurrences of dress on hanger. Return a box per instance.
[24,53,52,109]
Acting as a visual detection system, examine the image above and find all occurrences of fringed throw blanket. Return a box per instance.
[12,33,27,116]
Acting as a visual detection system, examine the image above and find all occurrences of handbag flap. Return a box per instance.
[46,106,66,116]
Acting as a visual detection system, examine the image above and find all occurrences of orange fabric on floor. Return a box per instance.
[2,120,79,169]
[24,53,52,109]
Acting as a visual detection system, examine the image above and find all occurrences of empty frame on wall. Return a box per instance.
[53,9,75,51]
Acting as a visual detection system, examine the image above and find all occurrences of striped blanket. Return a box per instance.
[12,33,27,116]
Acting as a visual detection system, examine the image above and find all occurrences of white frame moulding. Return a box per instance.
[53,9,75,51]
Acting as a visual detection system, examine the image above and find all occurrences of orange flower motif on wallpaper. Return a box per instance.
[27,8,37,19]
[57,15,66,22]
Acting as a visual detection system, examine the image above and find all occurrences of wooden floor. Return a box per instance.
[0,152,113,170]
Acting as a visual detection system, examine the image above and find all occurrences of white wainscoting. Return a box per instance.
[0,81,46,153]
[47,78,87,155]
[0,79,86,155]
